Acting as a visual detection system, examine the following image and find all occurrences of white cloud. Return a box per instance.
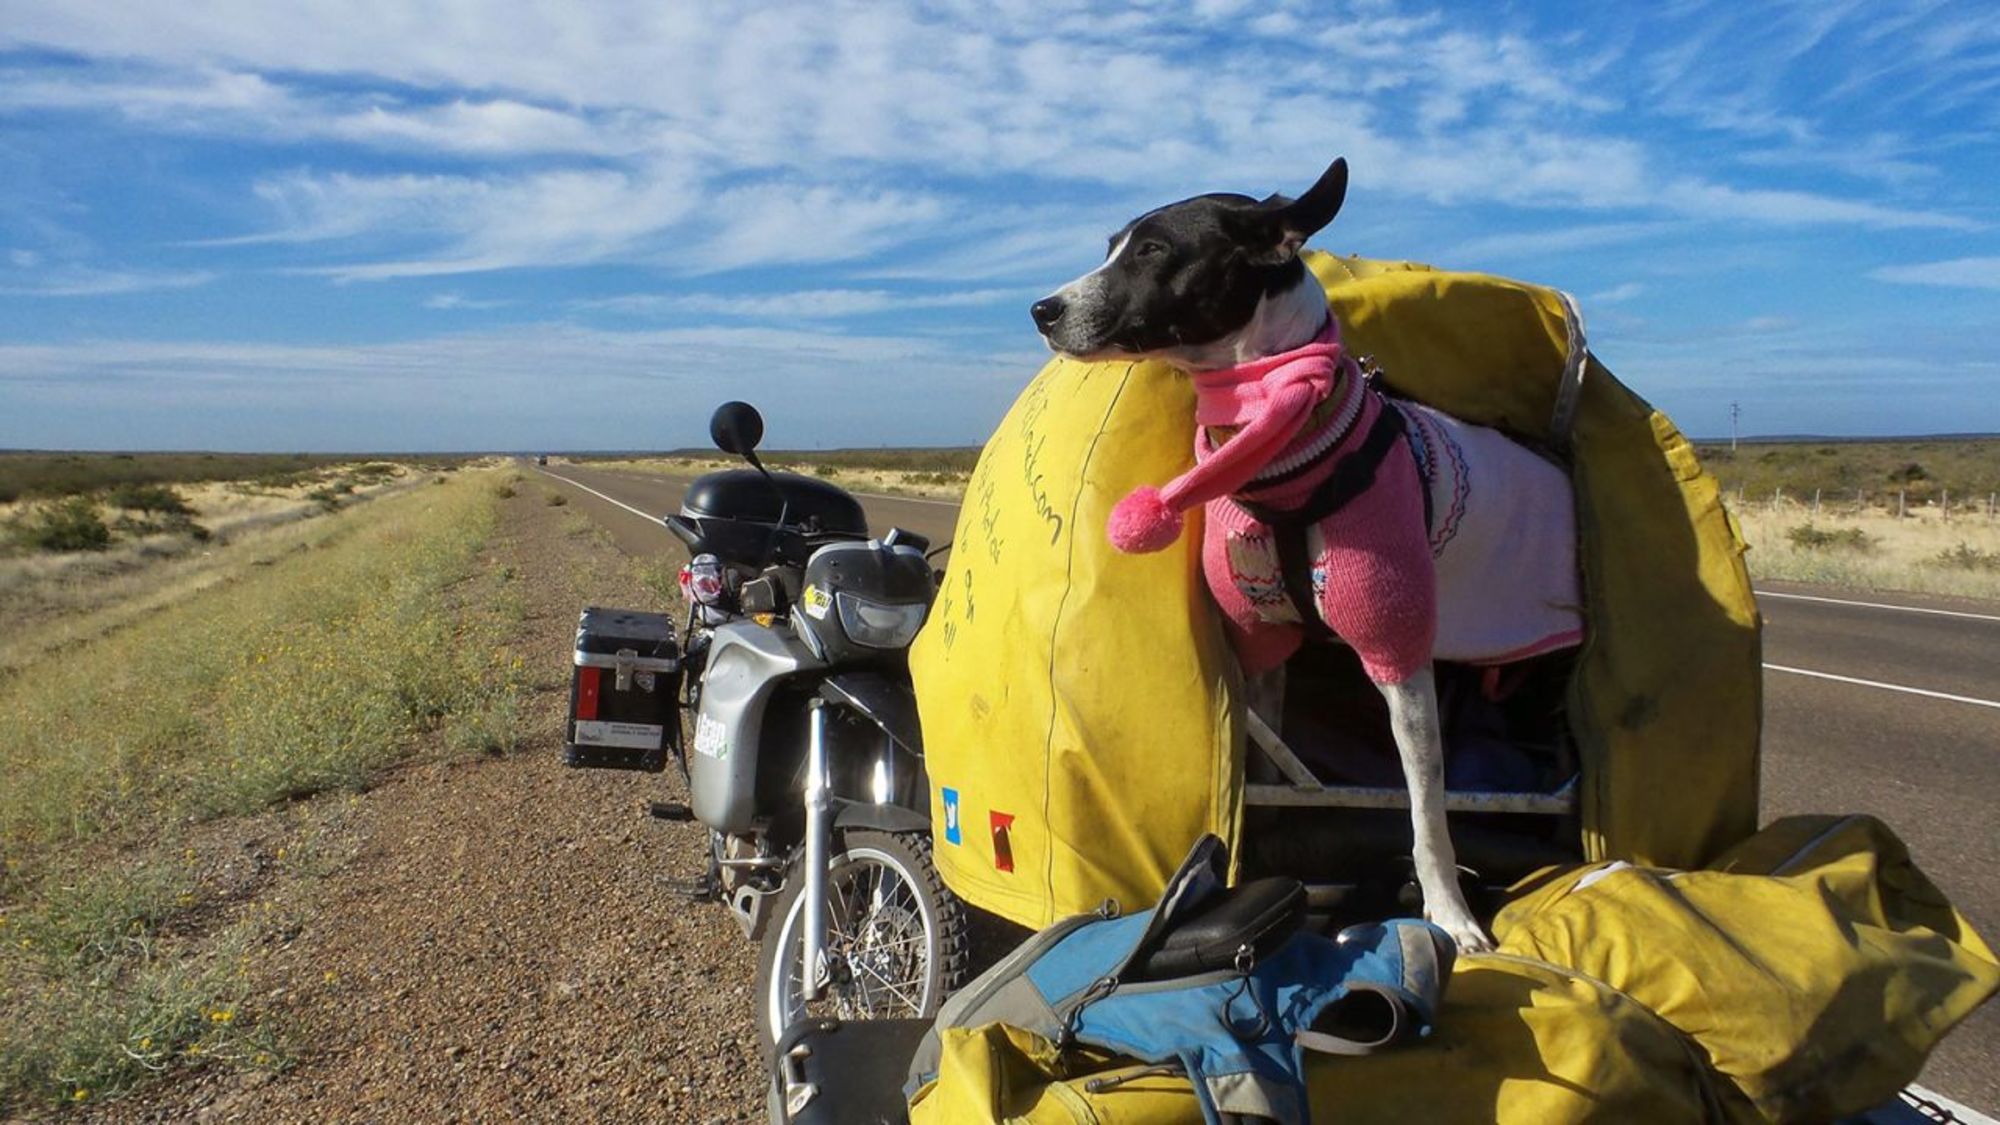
[0,65,647,158]
[0,266,216,297]
[1590,282,1646,304]
[423,292,511,310]
[6,1,1981,261]
[238,166,700,278]
[1448,222,1679,262]
[1657,180,1979,231]
[1869,257,2000,289]
[581,286,1027,319]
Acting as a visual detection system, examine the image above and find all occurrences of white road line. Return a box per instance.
[538,470,662,523]
[1765,663,2000,711]
[1903,1084,2000,1125]
[1758,589,2000,624]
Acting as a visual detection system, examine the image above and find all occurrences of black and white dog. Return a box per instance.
[1031,158,1583,952]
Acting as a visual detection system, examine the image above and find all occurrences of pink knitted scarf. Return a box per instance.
[1107,315,1345,553]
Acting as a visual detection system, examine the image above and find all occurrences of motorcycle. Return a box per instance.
[660,402,968,1045]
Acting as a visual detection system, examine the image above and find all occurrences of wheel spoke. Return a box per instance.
[851,956,925,1012]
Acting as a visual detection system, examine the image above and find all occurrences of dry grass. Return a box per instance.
[0,470,527,1110]
[1732,500,2000,600]
[0,465,463,676]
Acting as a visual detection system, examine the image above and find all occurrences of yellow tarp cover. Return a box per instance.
[911,362,1244,927]
[911,252,1761,928]
[909,816,1998,1124]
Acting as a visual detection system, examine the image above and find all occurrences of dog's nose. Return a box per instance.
[1030,296,1066,332]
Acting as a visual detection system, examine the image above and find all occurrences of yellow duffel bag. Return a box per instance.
[1487,814,1999,1122]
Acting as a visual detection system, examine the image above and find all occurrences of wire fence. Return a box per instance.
[1725,486,2000,521]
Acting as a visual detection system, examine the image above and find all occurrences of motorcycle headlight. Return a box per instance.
[834,592,927,649]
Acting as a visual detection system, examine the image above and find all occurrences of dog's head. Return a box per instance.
[1031,158,1348,366]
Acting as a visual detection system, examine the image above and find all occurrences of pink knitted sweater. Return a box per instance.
[1108,318,1583,685]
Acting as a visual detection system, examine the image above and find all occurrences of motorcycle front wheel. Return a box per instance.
[754,829,968,1046]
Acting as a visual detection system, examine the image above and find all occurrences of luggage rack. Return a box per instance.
[1242,711,1580,817]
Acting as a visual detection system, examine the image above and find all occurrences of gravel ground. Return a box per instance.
[84,488,764,1123]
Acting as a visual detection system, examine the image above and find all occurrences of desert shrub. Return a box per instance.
[1933,543,2000,572]
[14,498,112,552]
[492,484,517,500]
[1786,524,1875,552]
[544,492,569,506]
[104,483,195,517]
[814,464,839,477]
[1890,462,1929,483]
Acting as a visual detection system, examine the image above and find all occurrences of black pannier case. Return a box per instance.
[565,607,681,772]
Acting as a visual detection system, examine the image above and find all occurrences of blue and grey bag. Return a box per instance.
[905,834,1456,1125]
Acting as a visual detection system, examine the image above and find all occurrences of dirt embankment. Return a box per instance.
[86,486,763,1123]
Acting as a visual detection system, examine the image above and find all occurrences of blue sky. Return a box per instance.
[2,1,1996,451]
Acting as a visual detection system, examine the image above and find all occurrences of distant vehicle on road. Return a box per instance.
[536,455,548,466]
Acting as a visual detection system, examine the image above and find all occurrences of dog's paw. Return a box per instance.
[1427,905,1495,955]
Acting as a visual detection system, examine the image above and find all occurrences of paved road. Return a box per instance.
[537,461,2000,1112]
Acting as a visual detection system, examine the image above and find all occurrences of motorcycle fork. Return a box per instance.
[801,699,833,1001]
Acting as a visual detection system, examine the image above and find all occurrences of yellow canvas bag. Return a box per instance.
[1490,814,2000,1122]
[910,363,1243,928]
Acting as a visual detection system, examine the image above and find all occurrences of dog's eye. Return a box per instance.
[1134,240,1168,260]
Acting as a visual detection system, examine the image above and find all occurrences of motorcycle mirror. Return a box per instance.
[710,401,765,456]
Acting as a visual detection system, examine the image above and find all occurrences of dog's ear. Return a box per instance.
[1236,158,1348,266]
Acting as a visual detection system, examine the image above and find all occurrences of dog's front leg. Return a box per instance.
[1378,668,1493,953]
[1244,664,1286,736]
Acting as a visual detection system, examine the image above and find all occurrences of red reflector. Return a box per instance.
[576,666,601,721]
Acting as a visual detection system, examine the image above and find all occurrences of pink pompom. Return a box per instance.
[1107,486,1184,553]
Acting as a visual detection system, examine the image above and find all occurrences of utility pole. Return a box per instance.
[1729,402,1740,453]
